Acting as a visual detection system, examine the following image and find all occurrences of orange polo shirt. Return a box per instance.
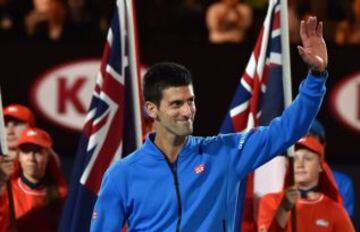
[258,192,355,232]
[0,177,66,232]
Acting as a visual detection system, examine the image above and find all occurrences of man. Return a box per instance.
[91,17,327,231]
[257,136,355,231]
[309,119,355,218]
[0,128,68,232]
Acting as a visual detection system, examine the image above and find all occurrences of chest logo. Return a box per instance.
[92,210,97,220]
[194,164,205,175]
[315,219,329,227]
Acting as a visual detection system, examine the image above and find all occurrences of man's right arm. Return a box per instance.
[90,163,127,232]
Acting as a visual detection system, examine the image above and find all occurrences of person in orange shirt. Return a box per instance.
[0,104,61,187]
[0,104,36,189]
[257,136,355,232]
[3,104,36,158]
[0,128,67,232]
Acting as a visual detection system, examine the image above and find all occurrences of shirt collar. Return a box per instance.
[143,132,195,161]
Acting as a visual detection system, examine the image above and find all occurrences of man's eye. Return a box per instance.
[172,101,183,107]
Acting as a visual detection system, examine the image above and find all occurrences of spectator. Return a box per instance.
[335,0,360,45]
[0,105,37,216]
[308,119,355,218]
[257,136,355,232]
[0,128,68,231]
[0,0,13,31]
[24,0,66,41]
[3,104,35,159]
[1,104,61,179]
[206,0,252,43]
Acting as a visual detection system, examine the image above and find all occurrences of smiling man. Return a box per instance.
[92,17,330,232]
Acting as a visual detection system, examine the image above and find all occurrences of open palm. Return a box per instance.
[298,17,328,72]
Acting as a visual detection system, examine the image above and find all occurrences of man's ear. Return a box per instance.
[145,101,158,119]
[318,163,323,173]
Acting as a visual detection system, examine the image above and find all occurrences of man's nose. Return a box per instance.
[28,152,36,160]
[181,103,194,117]
[294,158,304,167]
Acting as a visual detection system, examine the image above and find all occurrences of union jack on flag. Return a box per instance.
[59,0,144,231]
[220,0,288,231]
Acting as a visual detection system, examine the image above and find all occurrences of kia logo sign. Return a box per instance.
[329,72,360,132]
[31,59,100,131]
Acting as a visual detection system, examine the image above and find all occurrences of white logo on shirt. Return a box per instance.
[316,219,329,227]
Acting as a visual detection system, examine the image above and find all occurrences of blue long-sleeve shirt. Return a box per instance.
[332,169,355,218]
[91,74,326,232]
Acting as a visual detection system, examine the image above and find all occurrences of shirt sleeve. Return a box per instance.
[257,193,286,232]
[231,74,327,178]
[0,190,10,232]
[90,162,127,232]
[332,204,355,232]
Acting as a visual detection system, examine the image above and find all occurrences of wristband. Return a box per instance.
[309,69,327,77]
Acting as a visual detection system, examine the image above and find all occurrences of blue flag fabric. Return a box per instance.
[59,1,142,231]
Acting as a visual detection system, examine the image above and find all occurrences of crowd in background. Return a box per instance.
[1,0,360,44]
[0,0,113,41]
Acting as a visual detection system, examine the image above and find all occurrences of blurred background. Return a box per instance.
[1,0,359,228]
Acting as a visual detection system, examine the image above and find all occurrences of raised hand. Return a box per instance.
[298,16,328,72]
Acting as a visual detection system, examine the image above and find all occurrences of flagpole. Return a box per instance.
[0,87,17,231]
[0,87,7,156]
[280,0,296,231]
[280,1,292,105]
[124,0,143,147]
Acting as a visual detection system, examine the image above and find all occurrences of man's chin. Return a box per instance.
[177,128,193,136]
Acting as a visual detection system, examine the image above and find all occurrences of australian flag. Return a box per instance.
[59,0,144,231]
[220,0,288,231]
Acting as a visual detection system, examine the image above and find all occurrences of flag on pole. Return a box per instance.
[59,0,144,231]
[220,0,290,231]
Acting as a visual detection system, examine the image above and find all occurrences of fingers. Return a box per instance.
[299,20,307,41]
[316,21,323,37]
[307,16,317,36]
[300,16,323,40]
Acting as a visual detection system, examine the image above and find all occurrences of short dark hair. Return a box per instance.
[143,62,193,105]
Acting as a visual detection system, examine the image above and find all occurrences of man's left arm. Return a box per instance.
[230,17,328,178]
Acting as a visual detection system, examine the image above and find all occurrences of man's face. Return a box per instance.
[19,144,49,183]
[146,85,196,137]
[5,118,30,150]
[294,148,322,188]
